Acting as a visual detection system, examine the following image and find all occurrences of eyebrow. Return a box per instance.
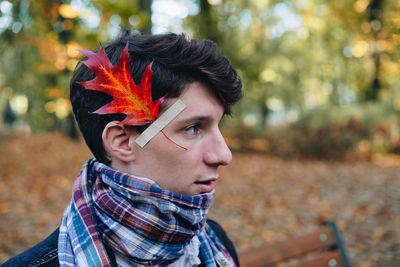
[177,115,215,125]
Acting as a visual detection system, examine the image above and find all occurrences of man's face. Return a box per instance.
[130,81,232,196]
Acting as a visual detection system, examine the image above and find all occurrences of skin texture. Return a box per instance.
[105,81,232,196]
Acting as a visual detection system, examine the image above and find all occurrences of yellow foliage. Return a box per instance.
[59,4,79,19]
[353,40,369,58]
[45,87,63,98]
[353,0,369,13]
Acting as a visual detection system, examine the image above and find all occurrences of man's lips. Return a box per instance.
[194,178,218,193]
[194,177,218,184]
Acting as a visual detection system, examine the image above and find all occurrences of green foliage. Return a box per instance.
[1,0,400,156]
[184,0,400,135]
[228,103,400,159]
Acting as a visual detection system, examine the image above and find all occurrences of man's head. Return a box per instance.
[70,32,242,195]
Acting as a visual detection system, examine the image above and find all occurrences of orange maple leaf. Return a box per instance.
[79,44,165,126]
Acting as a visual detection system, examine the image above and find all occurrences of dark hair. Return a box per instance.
[70,32,242,164]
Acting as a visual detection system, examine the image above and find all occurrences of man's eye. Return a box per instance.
[184,124,200,135]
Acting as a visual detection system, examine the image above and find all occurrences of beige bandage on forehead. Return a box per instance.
[135,99,186,147]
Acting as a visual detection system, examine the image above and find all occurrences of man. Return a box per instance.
[3,32,242,266]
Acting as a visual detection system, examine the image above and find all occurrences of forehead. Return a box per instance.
[162,82,224,120]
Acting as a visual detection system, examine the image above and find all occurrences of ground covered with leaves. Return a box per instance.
[0,132,399,266]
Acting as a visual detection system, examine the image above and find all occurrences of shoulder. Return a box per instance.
[207,219,240,267]
[1,229,60,267]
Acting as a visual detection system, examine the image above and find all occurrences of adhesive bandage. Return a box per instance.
[135,99,186,147]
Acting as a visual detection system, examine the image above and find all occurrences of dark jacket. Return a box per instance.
[2,219,239,267]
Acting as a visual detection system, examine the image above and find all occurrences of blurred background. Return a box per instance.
[0,0,399,266]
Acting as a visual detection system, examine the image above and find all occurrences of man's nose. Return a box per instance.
[204,129,232,166]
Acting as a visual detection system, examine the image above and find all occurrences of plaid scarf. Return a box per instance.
[58,158,235,266]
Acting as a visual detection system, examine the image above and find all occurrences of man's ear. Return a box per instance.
[102,121,138,163]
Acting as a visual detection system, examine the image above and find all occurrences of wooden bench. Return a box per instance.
[238,221,351,267]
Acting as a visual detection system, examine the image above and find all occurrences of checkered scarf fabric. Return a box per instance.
[58,158,235,266]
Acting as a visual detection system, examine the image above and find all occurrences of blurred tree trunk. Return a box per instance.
[199,0,219,43]
[139,0,152,34]
[364,0,384,101]
[259,94,269,130]
[189,0,221,43]
[3,101,17,127]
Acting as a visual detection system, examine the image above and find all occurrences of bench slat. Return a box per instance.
[239,226,336,266]
[294,250,343,267]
